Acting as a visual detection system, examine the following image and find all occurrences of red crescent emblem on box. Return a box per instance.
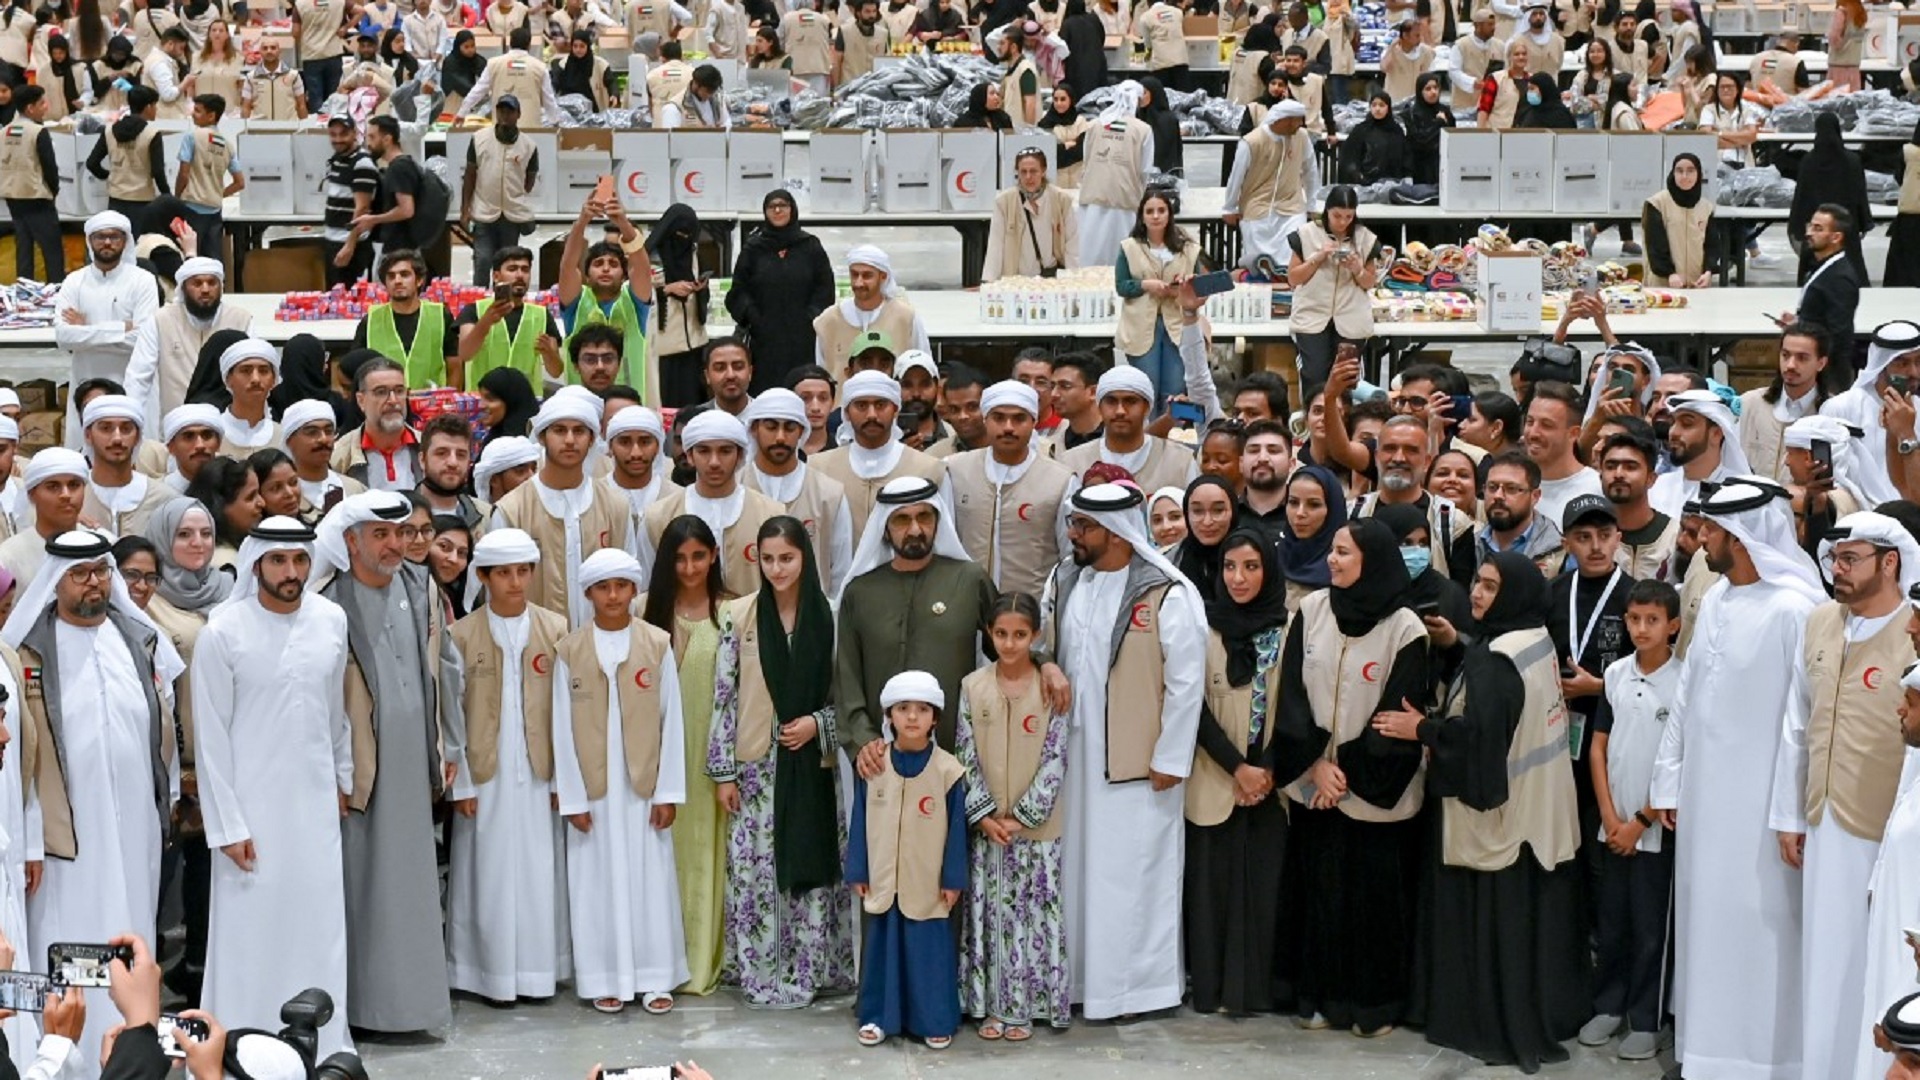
[628,172,647,196]
[531,653,549,675]
[956,169,975,194]
[1362,661,1381,683]
[683,170,704,195]
[1016,503,1033,522]
[1866,666,1885,690]
[635,668,653,690]
[1129,603,1150,630]
[1021,714,1040,734]
[917,795,936,816]
[744,542,758,563]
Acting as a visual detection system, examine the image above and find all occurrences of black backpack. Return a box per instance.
[409,161,452,249]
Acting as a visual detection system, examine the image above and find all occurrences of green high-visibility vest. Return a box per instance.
[365,301,449,389]
[565,288,648,392]
[466,299,550,391]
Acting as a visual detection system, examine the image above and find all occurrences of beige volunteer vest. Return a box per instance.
[181,127,234,209]
[1234,124,1311,222]
[144,596,203,765]
[1059,436,1193,495]
[1185,631,1280,827]
[1283,589,1427,822]
[1116,237,1199,356]
[962,664,1062,841]
[341,585,446,810]
[1645,190,1714,284]
[493,478,633,619]
[783,10,833,75]
[1486,75,1520,128]
[248,68,304,120]
[452,603,567,785]
[839,19,888,81]
[743,465,845,579]
[1077,117,1150,212]
[486,52,551,117]
[946,447,1071,599]
[644,58,692,103]
[1047,571,1171,782]
[157,303,252,420]
[1438,627,1580,870]
[557,619,671,800]
[1287,220,1376,337]
[1802,602,1915,841]
[861,746,965,918]
[105,123,162,201]
[990,185,1074,279]
[1140,2,1184,69]
[807,442,946,539]
[1750,48,1805,93]
[642,485,784,599]
[811,299,918,373]
[1452,34,1502,112]
[722,594,812,766]
[0,119,49,200]
[297,0,347,60]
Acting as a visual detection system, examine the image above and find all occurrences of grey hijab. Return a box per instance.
[143,497,233,612]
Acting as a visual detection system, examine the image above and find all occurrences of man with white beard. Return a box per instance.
[193,517,353,1056]
[1855,605,1920,1080]
[6,530,182,1080]
[1652,478,1825,1080]
[1045,483,1204,1019]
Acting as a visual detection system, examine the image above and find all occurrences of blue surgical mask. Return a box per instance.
[1526,89,1543,106]
[1401,546,1431,577]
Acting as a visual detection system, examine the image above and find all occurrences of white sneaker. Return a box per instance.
[1579,1013,1623,1046]
[1619,1030,1660,1060]
[1749,251,1782,267]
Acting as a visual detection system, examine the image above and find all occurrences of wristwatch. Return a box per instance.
[1900,438,1920,457]
[1633,810,1655,828]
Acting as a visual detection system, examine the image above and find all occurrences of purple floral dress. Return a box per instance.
[954,676,1072,1028]
[705,607,855,1008]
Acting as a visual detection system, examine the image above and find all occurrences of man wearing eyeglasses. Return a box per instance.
[1770,512,1920,1080]
[331,358,422,493]
[5,529,176,1075]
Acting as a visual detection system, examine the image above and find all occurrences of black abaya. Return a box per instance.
[1184,800,1288,1015]
[1791,112,1873,284]
[726,204,837,392]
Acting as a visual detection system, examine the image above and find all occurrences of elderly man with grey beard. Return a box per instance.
[1346,414,1477,586]
[330,358,422,492]
[314,490,467,1035]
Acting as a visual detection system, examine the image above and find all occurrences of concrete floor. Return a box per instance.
[353,991,1673,1079]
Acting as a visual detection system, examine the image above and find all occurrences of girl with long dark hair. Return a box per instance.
[1115,189,1201,414]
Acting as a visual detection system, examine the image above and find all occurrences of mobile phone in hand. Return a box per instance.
[1168,399,1207,426]
[1810,438,1833,477]
[158,1014,210,1060]
[47,943,133,989]
[1607,364,1636,399]
[0,972,51,1012]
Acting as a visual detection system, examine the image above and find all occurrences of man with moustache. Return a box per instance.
[1599,432,1679,581]
[1349,415,1477,586]
[945,380,1077,598]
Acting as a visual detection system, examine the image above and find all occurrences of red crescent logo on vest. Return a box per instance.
[917,795,937,816]
[598,531,610,548]
[802,518,817,536]
[531,653,549,676]
[1362,661,1382,683]
[1016,503,1034,522]
[683,170,705,195]
[635,668,653,690]
[744,542,758,563]
[955,170,975,195]
[1866,666,1885,690]
[1129,603,1150,630]
[1021,714,1040,734]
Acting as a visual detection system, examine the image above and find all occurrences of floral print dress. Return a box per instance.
[705,606,855,1008]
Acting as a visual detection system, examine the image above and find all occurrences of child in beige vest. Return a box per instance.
[848,669,967,1049]
[955,594,1069,1039]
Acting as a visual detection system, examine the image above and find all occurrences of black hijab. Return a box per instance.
[183,329,247,411]
[647,202,707,327]
[441,29,485,92]
[1473,550,1552,637]
[955,82,1013,130]
[754,519,841,893]
[478,366,538,443]
[1174,475,1241,598]
[1241,18,1280,53]
[1666,151,1704,209]
[380,27,417,81]
[1039,80,1079,127]
[1343,91,1407,183]
[746,188,804,251]
[1373,501,1454,609]
[99,33,135,71]
[1405,71,1452,146]
[1520,71,1576,128]
[1276,464,1345,588]
[1137,75,1183,174]
[1206,529,1290,686]
[269,334,341,421]
[1328,518,1413,637]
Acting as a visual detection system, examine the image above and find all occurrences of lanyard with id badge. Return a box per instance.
[1563,567,1624,760]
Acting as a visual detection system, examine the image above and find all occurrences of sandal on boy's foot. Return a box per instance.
[977,1019,1005,1040]
[1352,1023,1394,1039]
[640,992,674,1015]
[1003,1024,1034,1043]
[1296,1012,1329,1030]
[924,1035,953,1051]
[592,998,626,1014]
[857,1024,886,1047]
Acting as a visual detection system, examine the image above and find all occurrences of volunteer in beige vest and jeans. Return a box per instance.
[1286,186,1381,388]
[1378,549,1585,1069]
[1271,518,1430,1037]
[0,86,61,283]
[1112,190,1201,418]
[1771,513,1920,1080]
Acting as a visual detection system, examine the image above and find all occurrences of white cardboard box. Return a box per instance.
[49,132,85,218]
[940,129,997,211]
[236,131,294,215]
[1608,131,1666,214]
[669,130,727,212]
[727,130,784,211]
[878,129,940,212]
[1499,130,1554,214]
[73,131,107,216]
[524,129,559,214]
[809,129,868,212]
[1478,251,1543,332]
[444,130,473,215]
[290,130,332,208]
[1439,129,1500,213]
[998,131,1053,189]
[1900,14,1920,62]
[611,130,671,212]
[1552,131,1610,215]
[557,130,613,213]
[1661,132,1721,202]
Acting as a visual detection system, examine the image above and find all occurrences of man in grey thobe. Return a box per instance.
[314,491,467,1033]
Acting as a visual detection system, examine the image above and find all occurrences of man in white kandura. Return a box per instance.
[1652,477,1823,1080]
[1046,482,1204,1019]
[1770,512,1920,1080]
[193,516,354,1056]
[6,529,183,1080]
[1856,610,1920,1080]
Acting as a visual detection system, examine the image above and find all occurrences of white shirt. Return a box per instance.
[52,261,158,366]
[1537,466,1603,531]
[218,411,276,452]
[1600,652,1680,853]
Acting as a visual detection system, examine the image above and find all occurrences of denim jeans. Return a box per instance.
[1127,318,1185,417]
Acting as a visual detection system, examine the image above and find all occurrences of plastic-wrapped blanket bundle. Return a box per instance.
[1081,82,1245,135]
[1715,162,1901,205]
[1766,89,1920,133]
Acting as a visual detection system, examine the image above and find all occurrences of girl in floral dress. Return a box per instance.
[707,515,854,1008]
[643,514,732,996]
[955,592,1071,1040]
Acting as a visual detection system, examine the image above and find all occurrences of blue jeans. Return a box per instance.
[1127,319,1185,417]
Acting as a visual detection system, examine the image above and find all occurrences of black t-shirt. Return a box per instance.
[1549,566,1636,757]
[354,306,460,357]
[375,154,425,247]
[458,301,525,339]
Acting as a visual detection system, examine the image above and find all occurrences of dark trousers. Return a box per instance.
[185,207,225,268]
[469,218,529,285]
[301,55,342,109]
[1591,841,1673,1034]
[325,237,372,287]
[1153,63,1193,93]
[659,346,708,409]
[1291,326,1361,389]
[108,197,152,224]
[6,198,61,282]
